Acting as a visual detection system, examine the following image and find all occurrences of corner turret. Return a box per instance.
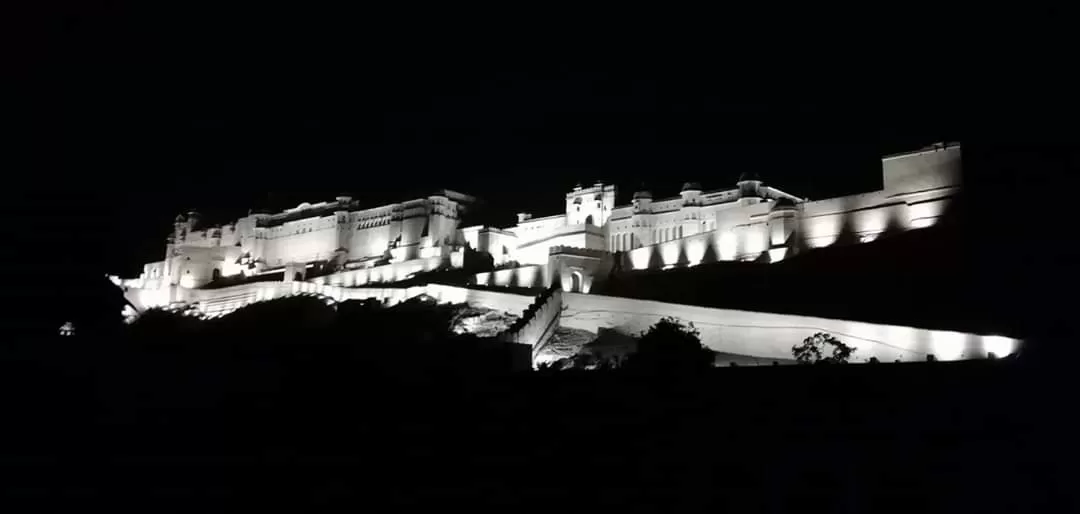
[736,172,763,198]
[680,182,703,206]
[632,189,653,213]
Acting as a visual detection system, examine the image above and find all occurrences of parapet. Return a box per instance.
[549,246,609,258]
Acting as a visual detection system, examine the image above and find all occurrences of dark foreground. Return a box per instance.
[1,335,1071,512]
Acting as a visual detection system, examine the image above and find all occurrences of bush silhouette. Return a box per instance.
[623,317,715,373]
[119,295,530,375]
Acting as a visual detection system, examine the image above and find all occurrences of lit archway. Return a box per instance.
[570,271,583,292]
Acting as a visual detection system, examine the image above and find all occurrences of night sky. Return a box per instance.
[11,4,1077,328]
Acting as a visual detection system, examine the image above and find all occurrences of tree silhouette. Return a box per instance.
[791,332,854,364]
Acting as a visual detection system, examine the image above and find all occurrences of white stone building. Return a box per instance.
[473,142,960,291]
[114,143,960,311]
[115,190,478,310]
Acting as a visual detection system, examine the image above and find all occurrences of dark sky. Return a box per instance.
[10,4,1078,326]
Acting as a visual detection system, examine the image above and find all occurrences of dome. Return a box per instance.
[681,182,702,192]
[737,171,762,183]
[633,190,653,199]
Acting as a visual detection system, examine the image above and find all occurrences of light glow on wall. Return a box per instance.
[846,323,883,361]
[686,238,706,266]
[807,216,841,248]
[908,200,944,227]
[768,248,787,262]
[982,335,1017,357]
[660,242,680,266]
[910,218,935,229]
[931,330,967,361]
[179,274,196,289]
[810,235,837,248]
[717,232,737,261]
[630,248,652,270]
[517,266,538,287]
[743,230,767,257]
[858,210,888,234]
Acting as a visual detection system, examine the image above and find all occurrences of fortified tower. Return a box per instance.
[737,172,764,205]
[679,182,704,238]
[630,189,653,249]
[333,194,353,268]
[565,182,616,227]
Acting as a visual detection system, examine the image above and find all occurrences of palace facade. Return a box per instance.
[115,143,960,310]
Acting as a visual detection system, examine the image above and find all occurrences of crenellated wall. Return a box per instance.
[497,286,563,362]
[120,272,1021,366]
[175,281,537,321]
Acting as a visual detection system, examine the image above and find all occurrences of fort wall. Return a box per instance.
[560,292,1019,363]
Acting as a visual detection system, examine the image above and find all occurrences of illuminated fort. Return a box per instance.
[114,143,1015,363]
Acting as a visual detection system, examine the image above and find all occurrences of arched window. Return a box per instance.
[211,268,221,281]
[294,272,303,282]
[585,215,594,226]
